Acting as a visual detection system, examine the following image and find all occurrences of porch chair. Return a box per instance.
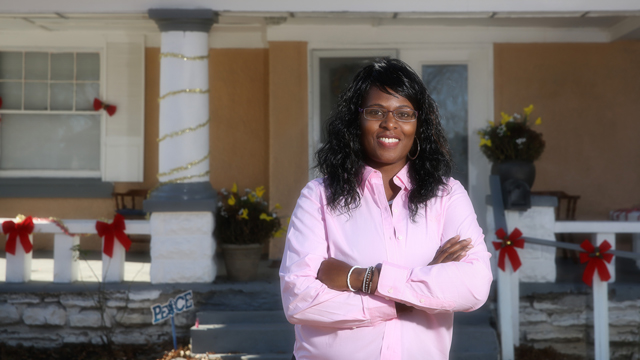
[112,189,150,245]
[531,190,581,259]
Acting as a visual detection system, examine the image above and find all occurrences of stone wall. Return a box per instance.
[519,290,640,359]
[0,281,283,348]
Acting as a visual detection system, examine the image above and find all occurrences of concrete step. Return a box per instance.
[193,309,498,359]
[450,309,499,360]
[191,311,294,355]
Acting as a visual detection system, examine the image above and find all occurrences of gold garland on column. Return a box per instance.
[149,51,212,197]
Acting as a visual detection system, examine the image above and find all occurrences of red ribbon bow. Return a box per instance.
[579,239,613,286]
[2,216,34,255]
[96,214,131,258]
[93,98,117,116]
[493,227,525,272]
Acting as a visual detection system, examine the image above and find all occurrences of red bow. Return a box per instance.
[96,214,131,258]
[93,98,117,116]
[579,239,613,286]
[493,227,525,272]
[2,216,34,255]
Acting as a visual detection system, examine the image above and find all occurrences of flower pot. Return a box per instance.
[221,243,263,281]
[491,160,536,189]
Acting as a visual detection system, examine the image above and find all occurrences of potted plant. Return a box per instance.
[478,104,545,188]
[215,184,284,281]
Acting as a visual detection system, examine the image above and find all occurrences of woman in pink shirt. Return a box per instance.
[280,59,492,360]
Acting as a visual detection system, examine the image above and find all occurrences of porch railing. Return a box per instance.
[490,176,640,360]
[1,218,150,283]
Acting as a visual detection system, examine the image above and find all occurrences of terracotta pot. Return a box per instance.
[491,160,536,189]
[221,243,262,281]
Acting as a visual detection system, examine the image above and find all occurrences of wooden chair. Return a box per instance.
[112,189,148,220]
[532,191,581,259]
[112,189,150,246]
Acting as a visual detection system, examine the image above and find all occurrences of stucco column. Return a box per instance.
[146,9,218,283]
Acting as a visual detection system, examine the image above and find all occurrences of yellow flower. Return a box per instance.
[255,186,265,198]
[239,208,249,220]
[231,183,238,193]
[248,193,257,202]
[500,112,511,125]
[274,228,286,238]
[228,195,236,206]
[535,117,542,125]
[488,120,495,127]
[524,104,534,116]
[260,213,273,221]
[274,203,282,210]
[480,138,492,147]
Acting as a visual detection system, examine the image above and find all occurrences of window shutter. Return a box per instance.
[102,38,145,182]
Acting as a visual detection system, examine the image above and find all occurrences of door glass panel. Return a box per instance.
[51,53,75,81]
[24,82,48,110]
[76,53,100,81]
[50,83,74,110]
[319,57,382,143]
[422,65,469,190]
[0,82,22,109]
[0,52,23,80]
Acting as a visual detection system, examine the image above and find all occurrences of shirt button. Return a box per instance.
[388,289,393,294]
[385,297,389,300]
[352,327,356,330]
[398,235,403,240]
[420,299,425,304]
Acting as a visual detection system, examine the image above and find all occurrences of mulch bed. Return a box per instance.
[516,344,585,360]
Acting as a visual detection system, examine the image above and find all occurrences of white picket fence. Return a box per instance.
[1,218,150,283]
[490,177,640,360]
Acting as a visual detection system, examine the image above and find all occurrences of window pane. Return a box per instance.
[50,82,74,110]
[25,52,48,81]
[0,52,23,80]
[0,114,100,170]
[75,83,99,111]
[422,65,469,190]
[24,82,48,110]
[76,53,100,81]
[51,53,74,81]
[0,81,22,109]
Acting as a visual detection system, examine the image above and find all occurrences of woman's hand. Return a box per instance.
[317,258,360,291]
[429,235,473,265]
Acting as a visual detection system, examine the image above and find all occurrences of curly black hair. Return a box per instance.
[315,58,453,220]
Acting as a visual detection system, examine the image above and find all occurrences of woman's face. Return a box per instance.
[360,87,417,171]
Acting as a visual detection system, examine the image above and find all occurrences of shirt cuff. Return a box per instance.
[376,261,410,300]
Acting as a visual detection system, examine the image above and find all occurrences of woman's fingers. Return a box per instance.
[430,237,473,265]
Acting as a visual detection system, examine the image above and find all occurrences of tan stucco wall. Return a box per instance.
[494,42,640,220]
[268,42,309,217]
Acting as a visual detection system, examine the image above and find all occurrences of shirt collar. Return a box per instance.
[360,162,411,192]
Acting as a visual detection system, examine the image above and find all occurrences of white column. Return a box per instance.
[5,234,32,283]
[150,212,216,284]
[102,239,126,283]
[53,234,79,283]
[157,31,210,185]
[592,234,611,360]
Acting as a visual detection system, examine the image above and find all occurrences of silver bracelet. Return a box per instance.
[362,266,372,293]
[347,265,362,292]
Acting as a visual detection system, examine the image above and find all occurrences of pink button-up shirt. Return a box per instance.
[280,165,492,360]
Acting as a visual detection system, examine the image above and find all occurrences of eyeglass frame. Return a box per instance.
[358,107,419,122]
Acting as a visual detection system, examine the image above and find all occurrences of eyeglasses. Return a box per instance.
[359,107,418,122]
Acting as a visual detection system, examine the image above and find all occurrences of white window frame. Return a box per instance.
[0,47,105,179]
[0,32,145,183]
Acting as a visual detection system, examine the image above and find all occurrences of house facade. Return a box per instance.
[0,1,639,258]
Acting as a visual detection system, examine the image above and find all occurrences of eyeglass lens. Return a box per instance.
[362,108,417,121]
